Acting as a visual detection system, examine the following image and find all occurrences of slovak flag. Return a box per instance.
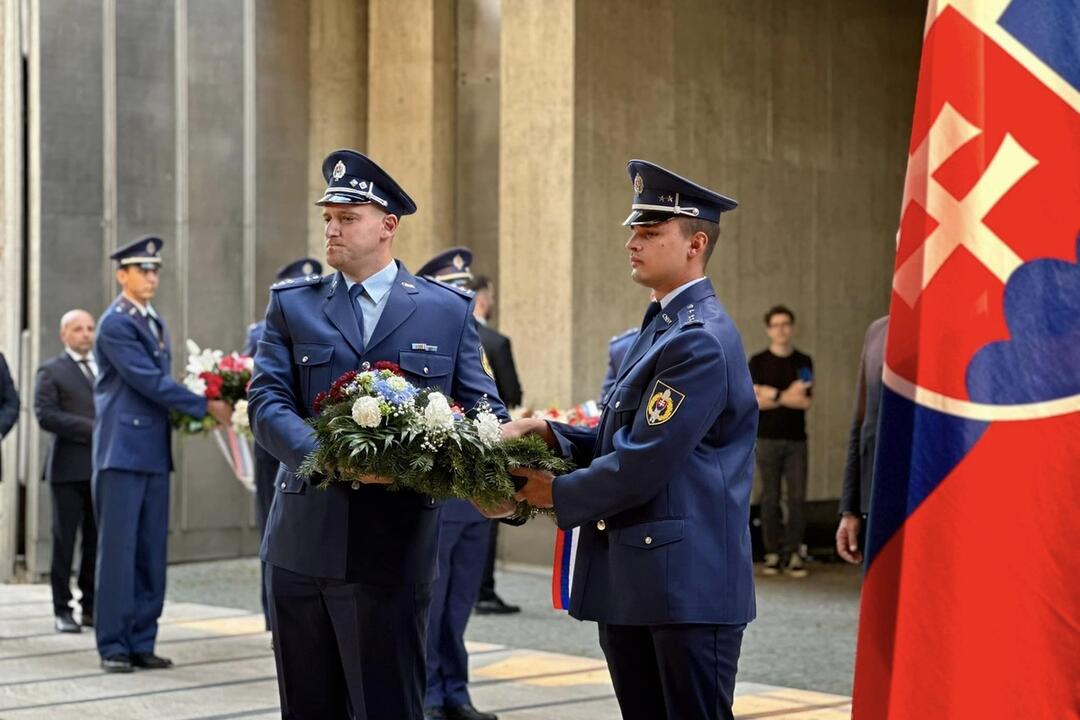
[551,526,578,611]
[853,1,1079,718]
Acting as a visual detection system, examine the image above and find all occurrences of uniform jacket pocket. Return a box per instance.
[614,519,684,550]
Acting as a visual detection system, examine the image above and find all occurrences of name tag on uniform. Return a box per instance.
[411,343,438,352]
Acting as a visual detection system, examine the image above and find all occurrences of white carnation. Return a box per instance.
[184,340,222,375]
[351,396,383,428]
[231,399,250,429]
[422,393,455,432]
[184,375,207,396]
[474,411,502,448]
[387,375,409,392]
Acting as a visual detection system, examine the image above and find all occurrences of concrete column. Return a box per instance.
[307,0,367,260]
[367,0,456,270]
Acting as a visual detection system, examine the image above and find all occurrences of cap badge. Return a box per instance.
[633,173,644,195]
[146,240,156,254]
[452,254,465,270]
[359,181,368,189]
[349,178,359,187]
[332,160,346,180]
[301,262,314,275]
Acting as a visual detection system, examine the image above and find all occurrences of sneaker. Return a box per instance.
[784,554,808,578]
[762,553,781,575]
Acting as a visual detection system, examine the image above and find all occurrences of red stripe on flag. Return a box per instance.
[551,528,566,609]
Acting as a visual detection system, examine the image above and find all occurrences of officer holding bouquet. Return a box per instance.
[248,149,507,719]
[93,237,232,673]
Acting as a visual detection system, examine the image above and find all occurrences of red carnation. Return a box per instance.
[328,370,359,403]
[199,371,224,400]
[373,360,403,376]
[312,391,329,414]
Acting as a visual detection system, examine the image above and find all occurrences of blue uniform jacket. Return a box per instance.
[242,321,264,357]
[93,295,208,474]
[550,279,757,626]
[248,263,506,583]
[598,328,637,405]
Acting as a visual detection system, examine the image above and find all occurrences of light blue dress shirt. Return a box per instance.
[343,259,398,347]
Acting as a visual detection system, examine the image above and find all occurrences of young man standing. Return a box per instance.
[506,160,758,720]
[749,306,814,577]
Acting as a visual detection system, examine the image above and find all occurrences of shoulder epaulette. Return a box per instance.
[678,303,704,329]
[270,273,326,291]
[421,276,474,301]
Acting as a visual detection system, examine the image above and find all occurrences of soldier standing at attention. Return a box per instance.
[93,237,232,673]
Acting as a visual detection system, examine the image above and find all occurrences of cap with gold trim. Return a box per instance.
[623,159,737,227]
[109,235,163,269]
[315,149,417,218]
[417,247,473,287]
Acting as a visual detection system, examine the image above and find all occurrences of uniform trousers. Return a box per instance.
[49,480,96,617]
[425,520,491,709]
[267,564,432,720]
[598,622,745,720]
[91,469,169,659]
[253,442,277,629]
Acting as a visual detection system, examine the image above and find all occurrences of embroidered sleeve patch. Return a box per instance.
[480,345,495,379]
[645,380,685,426]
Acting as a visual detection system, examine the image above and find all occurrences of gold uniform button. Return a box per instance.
[596,520,606,531]
[644,536,653,545]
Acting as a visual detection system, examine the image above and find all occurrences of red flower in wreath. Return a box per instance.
[373,360,403,376]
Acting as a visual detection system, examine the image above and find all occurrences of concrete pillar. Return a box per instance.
[367,0,456,270]
[455,0,500,280]
[306,0,367,260]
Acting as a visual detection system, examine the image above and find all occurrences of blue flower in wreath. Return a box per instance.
[374,376,419,406]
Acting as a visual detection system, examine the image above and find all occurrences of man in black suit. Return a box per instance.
[34,309,98,633]
[465,275,523,616]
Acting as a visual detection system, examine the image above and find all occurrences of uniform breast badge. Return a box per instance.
[646,380,685,426]
[480,345,495,379]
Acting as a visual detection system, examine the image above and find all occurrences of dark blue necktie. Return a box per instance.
[641,301,662,331]
[348,284,366,348]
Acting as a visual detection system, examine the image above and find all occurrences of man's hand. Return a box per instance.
[513,467,555,508]
[471,497,518,519]
[206,399,233,426]
[836,513,863,564]
[753,384,780,410]
[500,417,557,448]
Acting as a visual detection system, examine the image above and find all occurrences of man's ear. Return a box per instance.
[689,231,709,258]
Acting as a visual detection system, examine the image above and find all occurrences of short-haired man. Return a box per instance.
[93,237,232,672]
[34,309,99,633]
[248,150,508,718]
[507,160,757,720]
[749,305,814,577]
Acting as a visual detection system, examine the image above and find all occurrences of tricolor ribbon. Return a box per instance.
[212,426,255,493]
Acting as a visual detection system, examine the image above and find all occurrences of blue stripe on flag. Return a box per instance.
[998,0,1080,91]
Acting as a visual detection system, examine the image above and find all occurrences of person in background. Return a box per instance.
[242,256,322,631]
[463,273,523,618]
[34,309,99,634]
[836,315,888,564]
[416,249,502,720]
[0,351,18,487]
[93,236,232,673]
[749,305,814,578]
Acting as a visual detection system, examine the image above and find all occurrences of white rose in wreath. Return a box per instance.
[422,393,455,432]
[474,411,502,448]
[351,396,383,428]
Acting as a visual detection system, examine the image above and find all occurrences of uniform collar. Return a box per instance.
[658,277,706,310]
[343,258,397,305]
[121,293,156,318]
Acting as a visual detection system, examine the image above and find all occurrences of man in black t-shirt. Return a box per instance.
[749,305,813,578]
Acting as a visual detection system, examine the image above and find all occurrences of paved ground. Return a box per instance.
[0,558,862,718]
[167,556,863,696]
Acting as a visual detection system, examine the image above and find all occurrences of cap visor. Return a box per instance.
[315,193,373,206]
[623,209,676,227]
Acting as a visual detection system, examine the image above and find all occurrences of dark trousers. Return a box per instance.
[426,520,491,709]
[267,564,432,720]
[49,480,97,616]
[477,521,499,601]
[253,443,277,630]
[92,469,169,659]
[757,438,808,555]
[599,622,745,720]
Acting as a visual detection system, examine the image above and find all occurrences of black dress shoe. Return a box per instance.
[424,706,447,720]
[131,652,174,669]
[54,611,81,634]
[101,655,134,673]
[80,612,94,628]
[474,595,520,615]
[446,704,497,720]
